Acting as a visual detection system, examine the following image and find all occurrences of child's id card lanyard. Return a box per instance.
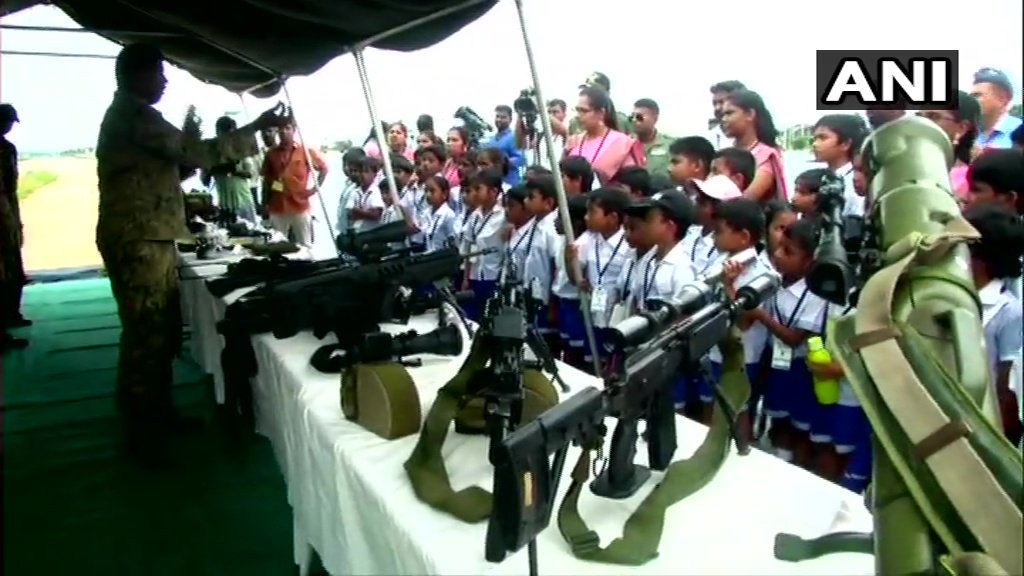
[770,288,808,369]
[590,235,625,317]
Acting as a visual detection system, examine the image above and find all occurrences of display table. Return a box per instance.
[178,253,875,575]
[178,251,241,403]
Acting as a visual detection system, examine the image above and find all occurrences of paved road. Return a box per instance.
[18,157,102,272]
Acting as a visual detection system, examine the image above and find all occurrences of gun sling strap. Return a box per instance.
[832,217,1020,573]
[556,332,750,565]
[403,336,559,523]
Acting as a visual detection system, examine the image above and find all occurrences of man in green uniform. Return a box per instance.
[1,102,30,351]
[631,98,673,178]
[96,43,290,462]
[565,72,633,136]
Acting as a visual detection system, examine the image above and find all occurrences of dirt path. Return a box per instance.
[18,157,102,272]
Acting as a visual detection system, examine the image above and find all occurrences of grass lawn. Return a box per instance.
[17,169,58,201]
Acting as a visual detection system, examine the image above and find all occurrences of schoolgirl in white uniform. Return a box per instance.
[682,176,742,275]
[744,217,828,464]
[461,169,507,322]
[422,175,457,253]
[966,204,1024,446]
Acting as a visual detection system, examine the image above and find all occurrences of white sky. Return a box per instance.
[1,0,1021,152]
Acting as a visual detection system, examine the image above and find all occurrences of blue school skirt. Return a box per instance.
[701,362,762,407]
[556,296,585,349]
[835,404,873,492]
[467,279,498,323]
[764,360,816,426]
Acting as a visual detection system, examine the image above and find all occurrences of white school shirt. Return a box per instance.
[462,206,506,281]
[524,212,558,304]
[630,241,697,312]
[760,277,829,358]
[506,217,543,284]
[425,203,457,253]
[980,279,1023,388]
[835,162,864,218]
[708,252,779,365]
[351,184,385,232]
[576,228,630,325]
[336,179,358,232]
[550,233,578,300]
[680,225,720,276]
[380,204,406,250]
[449,185,465,215]
[400,183,431,245]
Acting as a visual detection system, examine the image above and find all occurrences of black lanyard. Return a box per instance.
[772,287,809,328]
[428,208,448,241]
[690,231,715,262]
[594,234,625,284]
[508,219,539,260]
[622,259,636,298]
[471,210,495,240]
[642,257,663,301]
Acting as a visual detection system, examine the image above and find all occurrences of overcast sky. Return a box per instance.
[1,0,1021,152]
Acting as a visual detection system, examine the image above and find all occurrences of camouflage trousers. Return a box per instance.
[98,238,183,424]
[0,195,25,322]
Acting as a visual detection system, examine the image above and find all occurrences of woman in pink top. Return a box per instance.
[442,126,471,186]
[386,122,416,163]
[720,90,787,202]
[564,86,645,184]
[918,91,981,203]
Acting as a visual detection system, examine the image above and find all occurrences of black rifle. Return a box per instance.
[485,274,779,572]
[217,244,482,434]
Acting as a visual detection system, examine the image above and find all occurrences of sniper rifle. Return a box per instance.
[485,268,779,573]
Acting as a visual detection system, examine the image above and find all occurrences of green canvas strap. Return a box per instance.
[404,337,493,523]
[556,330,749,565]
[851,218,1022,575]
[773,531,874,562]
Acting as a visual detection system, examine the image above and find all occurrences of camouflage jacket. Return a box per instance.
[95,91,258,243]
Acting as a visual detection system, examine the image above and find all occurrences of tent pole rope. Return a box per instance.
[280,78,339,254]
[512,0,603,378]
[352,49,402,219]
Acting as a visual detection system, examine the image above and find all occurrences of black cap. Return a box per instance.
[625,190,695,229]
[973,68,1014,95]
[580,72,611,92]
[0,103,19,123]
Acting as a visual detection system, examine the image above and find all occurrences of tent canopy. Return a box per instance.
[1,0,498,97]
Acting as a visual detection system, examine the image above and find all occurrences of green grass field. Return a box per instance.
[17,169,58,201]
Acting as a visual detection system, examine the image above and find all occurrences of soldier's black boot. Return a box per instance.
[118,388,172,468]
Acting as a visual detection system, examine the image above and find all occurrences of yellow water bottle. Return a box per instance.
[807,336,840,405]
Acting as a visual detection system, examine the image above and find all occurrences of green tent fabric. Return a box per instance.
[0,0,498,97]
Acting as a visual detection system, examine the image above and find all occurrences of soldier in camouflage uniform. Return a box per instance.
[1,103,29,351]
[96,44,290,461]
[565,72,633,136]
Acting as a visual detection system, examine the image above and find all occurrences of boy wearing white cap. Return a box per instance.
[680,175,744,275]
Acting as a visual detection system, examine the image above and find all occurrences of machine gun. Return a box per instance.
[217,244,483,434]
[779,116,1023,574]
[486,272,779,573]
[205,221,412,298]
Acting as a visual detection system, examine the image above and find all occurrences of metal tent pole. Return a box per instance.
[352,49,401,209]
[512,0,602,377]
[280,79,338,252]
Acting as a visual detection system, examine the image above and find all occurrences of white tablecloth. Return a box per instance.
[178,251,874,575]
[178,252,241,404]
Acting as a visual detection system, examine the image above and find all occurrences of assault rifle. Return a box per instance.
[217,244,486,433]
[485,259,778,573]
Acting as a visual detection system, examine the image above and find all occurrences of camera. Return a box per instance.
[513,88,540,137]
[453,106,492,148]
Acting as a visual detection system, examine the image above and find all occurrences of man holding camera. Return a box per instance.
[482,105,524,185]
[514,97,568,169]
[632,98,673,178]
